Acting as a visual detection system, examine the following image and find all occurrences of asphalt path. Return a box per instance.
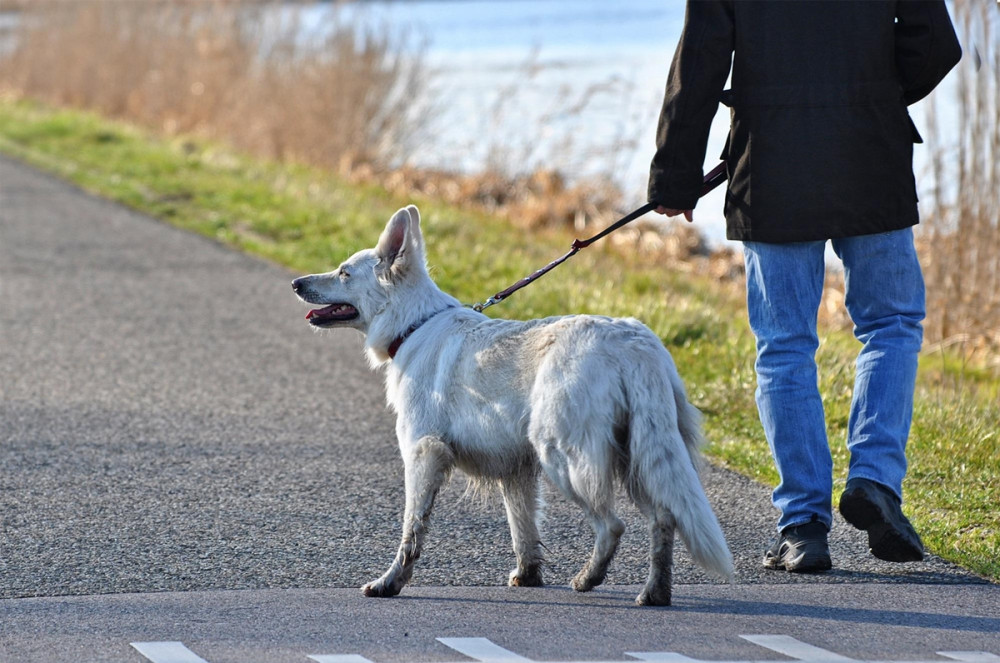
[0,154,996,662]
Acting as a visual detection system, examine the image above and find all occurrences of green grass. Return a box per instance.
[1,98,997,581]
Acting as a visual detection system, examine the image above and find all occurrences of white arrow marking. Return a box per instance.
[438,637,534,662]
[938,654,1000,663]
[740,635,856,661]
[130,642,210,663]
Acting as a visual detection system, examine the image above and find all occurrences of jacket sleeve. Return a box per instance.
[648,0,734,210]
[895,0,962,105]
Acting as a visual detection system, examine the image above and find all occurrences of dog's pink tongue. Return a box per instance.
[306,305,336,320]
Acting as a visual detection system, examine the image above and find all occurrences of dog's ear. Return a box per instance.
[404,205,425,254]
[376,207,409,267]
[375,207,419,281]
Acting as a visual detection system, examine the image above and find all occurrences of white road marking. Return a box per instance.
[130,642,210,663]
[128,637,999,663]
[626,653,700,662]
[741,634,856,661]
[437,637,534,662]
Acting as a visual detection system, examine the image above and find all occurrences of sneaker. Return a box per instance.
[762,521,833,573]
[839,478,924,562]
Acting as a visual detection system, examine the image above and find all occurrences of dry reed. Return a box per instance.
[0,0,643,244]
[0,0,429,171]
[920,0,1000,364]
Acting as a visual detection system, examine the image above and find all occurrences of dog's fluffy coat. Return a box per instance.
[293,206,733,605]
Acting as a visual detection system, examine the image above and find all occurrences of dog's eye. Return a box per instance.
[339,269,350,280]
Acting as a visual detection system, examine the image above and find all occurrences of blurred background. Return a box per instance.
[0,0,996,359]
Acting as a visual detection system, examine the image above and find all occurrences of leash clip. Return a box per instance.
[471,296,498,313]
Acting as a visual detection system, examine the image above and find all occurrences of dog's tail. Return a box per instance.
[627,351,735,583]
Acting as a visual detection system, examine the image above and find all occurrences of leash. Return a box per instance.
[471,161,728,312]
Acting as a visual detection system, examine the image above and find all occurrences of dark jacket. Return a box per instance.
[648,0,962,243]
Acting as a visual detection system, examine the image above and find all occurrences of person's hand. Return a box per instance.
[655,206,693,222]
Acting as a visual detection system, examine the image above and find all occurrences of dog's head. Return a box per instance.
[292,205,429,335]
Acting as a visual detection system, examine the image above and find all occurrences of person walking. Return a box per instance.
[648,0,961,572]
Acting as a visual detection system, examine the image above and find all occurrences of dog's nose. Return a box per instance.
[292,278,304,293]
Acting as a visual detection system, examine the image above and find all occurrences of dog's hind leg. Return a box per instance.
[570,494,625,593]
[363,436,453,598]
[538,445,624,592]
[500,466,544,587]
[637,510,676,606]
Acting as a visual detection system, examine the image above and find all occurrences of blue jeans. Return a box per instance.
[743,229,925,532]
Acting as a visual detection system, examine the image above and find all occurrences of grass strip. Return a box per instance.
[1,98,996,581]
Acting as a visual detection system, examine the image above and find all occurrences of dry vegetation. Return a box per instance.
[0,0,995,360]
[0,0,427,170]
[919,0,1000,364]
[0,0,629,243]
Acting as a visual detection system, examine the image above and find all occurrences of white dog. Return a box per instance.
[292,205,733,606]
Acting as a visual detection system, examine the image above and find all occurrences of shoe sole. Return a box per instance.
[839,491,924,562]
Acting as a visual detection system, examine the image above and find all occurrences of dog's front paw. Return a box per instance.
[508,567,543,587]
[361,578,401,598]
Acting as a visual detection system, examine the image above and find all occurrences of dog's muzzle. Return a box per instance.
[292,278,360,326]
